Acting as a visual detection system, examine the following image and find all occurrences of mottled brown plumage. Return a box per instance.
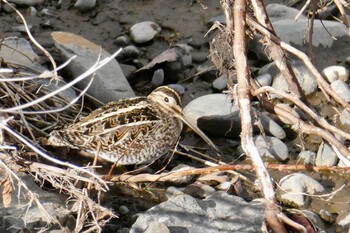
[48,86,217,165]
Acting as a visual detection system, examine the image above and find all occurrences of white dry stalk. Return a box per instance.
[21,74,94,115]
[0,159,55,224]
[0,48,122,113]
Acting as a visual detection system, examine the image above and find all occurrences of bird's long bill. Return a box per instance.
[177,112,220,154]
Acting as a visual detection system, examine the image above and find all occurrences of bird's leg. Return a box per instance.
[87,141,101,190]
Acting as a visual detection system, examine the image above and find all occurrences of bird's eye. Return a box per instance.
[164,97,169,103]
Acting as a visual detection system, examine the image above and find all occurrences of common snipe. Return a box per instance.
[48,86,218,165]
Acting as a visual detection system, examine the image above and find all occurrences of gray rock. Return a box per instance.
[254,135,289,161]
[197,111,242,138]
[119,205,130,215]
[119,63,137,79]
[114,35,131,46]
[117,45,140,62]
[277,173,325,207]
[187,95,285,139]
[131,191,264,233]
[261,112,286,139]
[35,77,77,107]
[322,65,348,83]
[183,94,237,127]
[74,0,96,13]
[26,6,37,16]
[151,69,164,87]
[144,222,170,233]
[255,73,272,87]
[191,51,208,63]
[330,80,350,102]
[130,21,161,44]
[8,0,43,6]
[167,84,185,95]
[316,142,339,166]
[212,75,227,91]
[271,61,317,96]
[0,37,45,72]
[165,186,185,199]
[266,3,306,22]
[2,2,16,13]
[346,56,350,65]
[0,172,73,232]
[272,19,348,47]
[297,150,316,165]
[183,184,216,198]
[51,31,135,105]
[12,25,33,33]
[340,109,350,126]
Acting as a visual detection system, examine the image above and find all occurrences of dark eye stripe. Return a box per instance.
[153,86,182,107]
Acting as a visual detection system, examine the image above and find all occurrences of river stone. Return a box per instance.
[2,3,16,13]
[255,73,272,87]
[183,94,238,127]
[212,75,227,91]
[266,3,306,22]
[130,21,161,44]
[277,173,325,207]
[74,0,96,13]
[272,19,348,47]
[197,111,286,140]
[0,172,73,232]
[51,31,135,105]
[130,191,264,233]
[272,61,317,96]
[330,80,350,102]
[0,37,46,73]
[322,65,349,83]
[297,150,316,165]
[8,0,43,6]
[316,141,339,166]
[260,112,286,139]
[254,135,289,161]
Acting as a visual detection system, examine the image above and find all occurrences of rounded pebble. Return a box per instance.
[2,3,16,13]
[130,21,161,44]
[322,65,348,83]
[118,205,130,215]
[114,35,131,46]
[297,150,316,165]
[183,94,237,127]
[261,112,286,139]
[277,173,325,207]
[212,75,227,91]
[151,69,164,87]
[255,73,272,87]
[254,135,289,161]
[316,141,339,166]
[330,80,350,102]
[74,0,96,12]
